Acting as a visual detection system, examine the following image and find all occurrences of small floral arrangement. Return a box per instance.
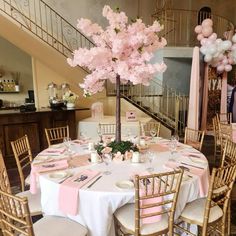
[63,90,79,103]
[94,140,138,161]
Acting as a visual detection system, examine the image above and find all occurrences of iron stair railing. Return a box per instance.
[0,0,94,72]
[106,80,189,135]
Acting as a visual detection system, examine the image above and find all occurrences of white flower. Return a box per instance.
[62,90,79,103]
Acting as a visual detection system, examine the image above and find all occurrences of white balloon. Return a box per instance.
[204,54,212,62]
[200,46,207,54]
[221,40,232,50]
[208,45,217,55]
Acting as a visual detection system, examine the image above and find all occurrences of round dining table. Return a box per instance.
[32,138,210,236]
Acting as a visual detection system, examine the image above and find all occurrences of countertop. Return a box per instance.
[0,107,90,115]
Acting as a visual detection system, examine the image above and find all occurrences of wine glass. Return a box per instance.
[63,137,72,156]
[146,151,155,172]
[169,136,177,161]
[97,127,103,143]
[102,153,112,175]
[150,129,157,143]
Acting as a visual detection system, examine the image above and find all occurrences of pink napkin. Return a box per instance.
[30,159,68,194]
[140,136,152,141]
[68,155,90,167]
[73,139,89,145]
[164,161,209,197]
[149,144,169,152]
[132,172,162,224]
[58,169,100,215]
[39,147,66,156]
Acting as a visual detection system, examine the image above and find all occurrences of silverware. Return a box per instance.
[58,174,73,184]
[87,176,102,188]
[180,162,204,170]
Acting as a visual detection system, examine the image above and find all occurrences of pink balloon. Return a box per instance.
[209,33,217,40]
[202,19,213,27]
[217,64,224,72]
[202,26,213,37]
[231,44,236,51]
[225,64,232,72]
[197,33,204,41]
[228,58,234,64]
[194,25,202,34]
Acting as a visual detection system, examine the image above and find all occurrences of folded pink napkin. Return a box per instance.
[58,169,100,215]
[73,139,89,145]
[140,136,152,141]
[132,172,162,224]
[39,147,66,156]
[164,161,209,197]
[149,144,169,152]
[68,154,90,167]
[30,159,68,194]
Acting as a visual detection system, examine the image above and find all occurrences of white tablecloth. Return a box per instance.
[37,141,209,236]
[78,116,152,139]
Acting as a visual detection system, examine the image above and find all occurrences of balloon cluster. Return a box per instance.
[195,18,236,73]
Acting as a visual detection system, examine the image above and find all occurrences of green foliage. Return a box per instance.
[95,140,138,155]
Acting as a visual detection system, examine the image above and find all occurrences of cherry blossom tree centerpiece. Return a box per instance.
[68,5,167,143]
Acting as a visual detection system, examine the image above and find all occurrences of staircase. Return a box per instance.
[106,80,189,135]
[0,0,189,133]
[0,0,93,72]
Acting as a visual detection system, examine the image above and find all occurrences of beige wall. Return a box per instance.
[0,37,33,106]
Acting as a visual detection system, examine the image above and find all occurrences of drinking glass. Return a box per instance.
[102,153,112,175]
[150,129,157,143]
[169,136,177,161]
[146,151,155,172]
[97,127,103,143]
[63,137,72,156]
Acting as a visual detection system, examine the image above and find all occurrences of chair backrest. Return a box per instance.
[216,112,232,124]
[140,121,161,137]
[184,127,205,151]
[91,102,104,119]
[11,135,33,192]
[218,122,232,148]
[134,169,183,235]
[220,139,236,167]
[45,125,69,146]
[0,189,34,236]
[98,123,116,136]
[201,164,236,235]
[0,150,11,194]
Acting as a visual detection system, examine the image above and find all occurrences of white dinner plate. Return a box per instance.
[49,171,68,179]
[115,180,134,190]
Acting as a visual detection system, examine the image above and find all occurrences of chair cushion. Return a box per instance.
[33,216,88,236]
[180,198,223,225]
[16,190,42,216]
[114,203,169,235]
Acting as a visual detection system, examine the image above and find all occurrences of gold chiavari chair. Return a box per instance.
[11,135,33,192]
[45,125,69,147]
[212,116,222,165]
[0,189,88,236]
[140,121,161,137]
[98,123,116,136]
[175,164,236,236]
[114,169,183,236]
[184,127,205,151]
[218,122,232,152]
[0,149,42,216]
[216,112,232,124]
[220,138,236,167]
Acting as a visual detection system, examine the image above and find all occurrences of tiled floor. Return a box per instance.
[4,135,236,235]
